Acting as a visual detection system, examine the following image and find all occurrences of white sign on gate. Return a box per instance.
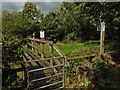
[40,31,45,39]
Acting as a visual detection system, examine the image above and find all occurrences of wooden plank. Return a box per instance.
[33,80,63,90]
[23,53,37,66]
[26,51,54,75]
[28,43,52,65]
[28,44,53,57]
[28,50,50,66]
[29,38,53,44]
[27,50,51,70]
[24,50,63,76]
[26,51,36,60]
[29,43,61,65]
[67,54,97,61]
[28,49,59,74]
[26,50,41,66]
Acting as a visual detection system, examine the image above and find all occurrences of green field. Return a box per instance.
[57,40,100,58]
[38,40,100,58]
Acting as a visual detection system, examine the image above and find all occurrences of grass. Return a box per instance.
[30,40,100,58]
[56,40,100,57]
[58,43,85,54]
[29,40,112,58]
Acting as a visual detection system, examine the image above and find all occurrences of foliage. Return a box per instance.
[92,57,120,88]
[2,2,42,63]
[2,65,25,90]
[67,54,120,88]
[82,2,120,40]
[66,58,94,88]
[39,2,120,42]
[40,12,61,41]
[2,11,23,64]
[91,58,105,72]
[2,2,42,89]
[20,2,43,38]
[78,79,90,88]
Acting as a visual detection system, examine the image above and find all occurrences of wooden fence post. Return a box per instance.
[50,44,53,66]
[63,56,67,88]
[100,22,105,57]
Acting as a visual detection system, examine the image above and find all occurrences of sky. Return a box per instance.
[1,0,120,15]
[2,1,62,15]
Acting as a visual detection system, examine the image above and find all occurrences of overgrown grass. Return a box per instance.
[58,43,85,54]
[57,40,100,57]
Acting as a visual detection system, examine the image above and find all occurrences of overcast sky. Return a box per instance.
[2,1,62,15]
[1,0,120,15]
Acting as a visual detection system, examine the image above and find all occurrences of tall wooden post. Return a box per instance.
[50,44,53,66]
[100,22,105,57]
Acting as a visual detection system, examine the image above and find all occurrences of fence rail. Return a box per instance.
[31,73,63,83]
[34,80,63,90]
[26,56,63,62]
[28,64,64,73]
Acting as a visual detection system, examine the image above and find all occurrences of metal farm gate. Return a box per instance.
[23,38,67,90]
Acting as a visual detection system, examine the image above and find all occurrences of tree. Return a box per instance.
[82,2,120,40]
[18,2,43,38]
[2,10,23,64]
[58,2,97,40]
[2,3,43,89]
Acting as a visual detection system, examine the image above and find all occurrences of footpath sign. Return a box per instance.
[97,25,101,31]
